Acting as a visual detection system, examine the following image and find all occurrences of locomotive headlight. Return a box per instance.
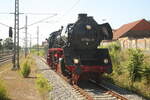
[86,25,92,30]
[73,58,79,64]
[104,58,109,64]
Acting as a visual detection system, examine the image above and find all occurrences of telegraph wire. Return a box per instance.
[63,0,81,16]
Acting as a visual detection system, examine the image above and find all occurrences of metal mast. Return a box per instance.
[25,16,28,58]
[37,26,39,56]
[13,0,20,69]
[30,34,31,52]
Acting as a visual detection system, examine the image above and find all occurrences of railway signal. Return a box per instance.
[9,27,13,38]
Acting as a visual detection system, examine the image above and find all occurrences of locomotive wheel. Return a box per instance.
[94,73,101,83]
[71,73,80,85]
[90,72,101,83]
[56,62,62,74]
[60,58,68,76]
[51,63,55,70]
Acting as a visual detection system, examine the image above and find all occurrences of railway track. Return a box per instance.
[53,69,128,100]
[80,80,128,100]
[0,50,23,65]
[56,66,128,99]
[0,54,13,65]
[41,56,129,100]
[60,73,128,100]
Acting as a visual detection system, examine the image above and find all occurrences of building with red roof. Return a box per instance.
[112,19,150,49]
[114,19,150,39]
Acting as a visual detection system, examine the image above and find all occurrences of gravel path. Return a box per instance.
[34,56,86,100]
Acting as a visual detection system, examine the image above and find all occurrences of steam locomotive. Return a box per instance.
[47,14,113,84]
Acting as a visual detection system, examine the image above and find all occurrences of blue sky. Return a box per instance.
[0,0,150,46]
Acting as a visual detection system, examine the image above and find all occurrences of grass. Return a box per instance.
[36,74,53,100]
[20,54,53,100]
[101,42,150,99]
[20,61,31,78]
[0,54,27,100]
[107,51,150,99]
[20,55,32,78]
[30,49,46,57]
[0,79,9,100]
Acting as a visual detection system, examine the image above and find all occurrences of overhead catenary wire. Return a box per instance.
[0,0,81,46]
[0,22,12,28]
[0,12,57,15]
[0,0,80,31]
[23,13,57,15]
[62,0,81,16]
[0,12,57,29]
[19,14,57,30]
[48,0,81,29]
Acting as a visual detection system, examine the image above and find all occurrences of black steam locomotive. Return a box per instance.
[47,13,113,84]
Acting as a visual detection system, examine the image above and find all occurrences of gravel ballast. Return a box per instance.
[34,56,85,100]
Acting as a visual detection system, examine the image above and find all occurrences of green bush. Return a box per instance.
[127,49,144,86]
[36,74,52,93]
[104,42,123,75]
[36,74,52,100]
[0,80,9,100]
[103,45,150,98]
[142,65,150,84]
[20,61,31,78]
[39,50,45,57]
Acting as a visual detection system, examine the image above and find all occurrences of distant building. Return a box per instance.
[113,19,150,49]
[42,41,48,47]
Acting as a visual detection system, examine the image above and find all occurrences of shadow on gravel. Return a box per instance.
[102,79,149,100]
[27,76,37,79]
[78,80,105,95]
[38,68,50,71]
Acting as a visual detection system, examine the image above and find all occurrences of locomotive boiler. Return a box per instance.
[47,13,113,84]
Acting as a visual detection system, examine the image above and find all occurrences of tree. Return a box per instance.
[0,39,3,50]
[3,38,13,50]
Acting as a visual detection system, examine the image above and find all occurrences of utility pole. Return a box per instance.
[16,0,20,69]
[25,16,28,57]
[13,0,20,69]
[37,26,39,56]
[30,34,31,53]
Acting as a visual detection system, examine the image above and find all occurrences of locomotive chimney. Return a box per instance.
[78,13,87,19]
